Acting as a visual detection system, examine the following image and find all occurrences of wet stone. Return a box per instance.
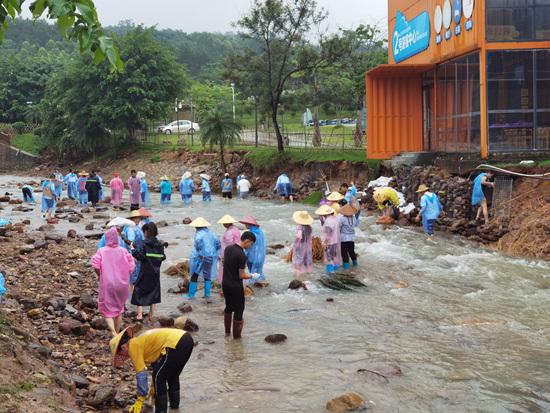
[177,302,193,313]
[265,334,287,344]
[158,315,174,327]
[87,384,117,407]
[288,280,307,290]
[326,392,366,412]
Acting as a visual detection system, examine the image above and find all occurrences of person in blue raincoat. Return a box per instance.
[160,176,172,205]
[138,172,151,207]
[63,170,78,200]
[21,184,35,203]
[415,184,444,236]
[77,172,89,206]
[188,217,221,299]
[179,172,195,205]
[238,216,267,281]
[41,175,58,220]
[200,174,212,202]
[96,171,105,202]
[471,171,495,225]
[0,269,6,304]
[221,173,233,199]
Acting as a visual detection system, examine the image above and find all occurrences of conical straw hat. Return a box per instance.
[326,191,344,202]
[293,211,314,225]
[339,203,358,217]
[315,205,335,216]
[416,184,430,193]
[188,217,211,227]
[218,215,238,225]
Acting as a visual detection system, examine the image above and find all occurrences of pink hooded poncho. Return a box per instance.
[109,176,124,207]
[320,215,342,267]
[127,176,141,205]
[292,225,313,275]
[218,225,241,283]
[91,227,135,318]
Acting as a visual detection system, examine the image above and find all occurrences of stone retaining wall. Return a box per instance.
[0,142,39,171]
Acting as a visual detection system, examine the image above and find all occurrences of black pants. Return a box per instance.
[152,333,194,408]
[130,204,140,211]
[222,285,245,321]
[22,187,32,199]
[222,192,232,199]
[341,241,357,264]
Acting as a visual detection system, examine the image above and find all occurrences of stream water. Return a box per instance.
[2,175,550,412]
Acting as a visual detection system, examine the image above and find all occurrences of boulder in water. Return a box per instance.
[158,315,175,327]
[177,302,193,313]
[288,280,307,290]
[326,392,366,412]
[265,334,287,344]
[67,229,77,239]
[174,316,199,332]
[182,217,192,225]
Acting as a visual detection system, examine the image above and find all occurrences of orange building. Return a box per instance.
[366,0,550,159]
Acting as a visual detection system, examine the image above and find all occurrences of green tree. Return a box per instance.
[0,0,121,70]
[200,105,242,172]
[225,0,351,152]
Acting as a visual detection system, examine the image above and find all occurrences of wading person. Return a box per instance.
[472,171,495,225]
[41,175,57,220]
[200,174,212,202]
[339,203,359,269]
[223,231,258,338]
[221,173,233,199]
[131,223,165,323]
[239,216,267,281]
[291,211,314,278]
[415,184,443,236]
[188,217,221,299]
[275,173,293,202]
[236,174,251,199]
[110,326,194,413]
[179,172,195,205]
[138,172,151,207]
[91,227,135,337]
[77,172,89,206]
[217,215,242,287]
[63,169,78,200]
[316,205,342,274]
[109,173,124,209]
[86,171,102,208]
[128,170,142,211]
[160,176,172,205]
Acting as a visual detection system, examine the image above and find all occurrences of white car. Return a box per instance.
[159,120,200,134]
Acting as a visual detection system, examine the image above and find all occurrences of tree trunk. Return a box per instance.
[271,104,284,152]
[354,96,364,148]
[313,119,321,147]
[219,143,226,172]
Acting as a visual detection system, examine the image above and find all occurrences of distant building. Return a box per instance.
[366,0,550,159]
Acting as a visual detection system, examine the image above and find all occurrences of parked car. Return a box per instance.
[159,120,200,134]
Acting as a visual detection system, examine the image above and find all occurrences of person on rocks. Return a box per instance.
[239,216,267,281]
[339,204,359,270]
[472,171,495,225]
[138,172,151,207]
[291,211,314,278]
[91,227,136,337]
[221,173,233,199]
[109,173,125,209]
[275,173,293,202]
[236,174,251,199]
[0,269,6,304]
[63,169,78,200]
[160,176,172,205]
[188,217,221,299]
[110,326,194,413]
[179,172,195,205]
[41,174,57,220]
[316,205,342,274]
[86,171,102,208]
[128,170,142,211]
[21,184,35,204]
[96,171,105,202]
[373,187,401,220]
[200,174,212,202]
[415,184,444,236]
[223,231,258,339]
[77,171,89,206]
[131,223,165,322]
[217,215,242,287]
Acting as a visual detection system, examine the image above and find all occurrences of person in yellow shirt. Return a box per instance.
[110,327,194,413]
[373,187,401,219]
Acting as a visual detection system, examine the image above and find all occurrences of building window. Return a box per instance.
[488,49,550,151]
[434,53,480,153]
[487,0,550,41]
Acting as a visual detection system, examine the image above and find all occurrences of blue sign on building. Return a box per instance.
[453,0,462,24]
[392,11,431,64]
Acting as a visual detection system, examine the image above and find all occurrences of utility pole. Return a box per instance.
[254,96,259,147]
[230,83,236,121]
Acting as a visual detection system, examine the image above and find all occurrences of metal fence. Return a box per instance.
[491,176,514,219]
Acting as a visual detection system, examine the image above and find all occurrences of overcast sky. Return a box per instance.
[90,0,388,36]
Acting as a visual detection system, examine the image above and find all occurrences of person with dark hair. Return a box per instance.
[131,222,165,322]
[110,326,194,413]
[86,170,102,207]
[222,231,258,339]
[472,171,495,225]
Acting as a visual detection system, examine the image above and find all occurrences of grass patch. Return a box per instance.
[0,382,35,395]
[538,159,550,167]
[150,154,161,163]
[0,314,11,336]
[302,191,323,206]
[10,133,45,156]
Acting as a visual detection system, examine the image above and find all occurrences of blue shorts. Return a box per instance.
[44,198,54,210]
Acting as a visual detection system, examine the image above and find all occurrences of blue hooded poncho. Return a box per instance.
[246,225,267,279]
[190,228,221,280]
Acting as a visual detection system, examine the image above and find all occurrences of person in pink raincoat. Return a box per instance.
[91,227,135,337]
[127,169,142,211]
[217,215,242,286]
[291,211,314,278]
[109,173,124,208]
[316,205,342,274]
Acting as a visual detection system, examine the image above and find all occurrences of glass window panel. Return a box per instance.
[488,112,534,151]
[535,6,550,39]
[488,0,533,5]
[488,51,533,111]
[487,7,534,41]
[536,111,550,149]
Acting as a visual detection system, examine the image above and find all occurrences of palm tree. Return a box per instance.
[200,105,242,172]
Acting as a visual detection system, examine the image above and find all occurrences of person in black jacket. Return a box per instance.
[131,222,166,322]
[86,170,102,207]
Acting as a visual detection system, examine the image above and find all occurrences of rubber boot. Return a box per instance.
[155,394,168,413]
[204,280,212,298]
[352,260,358,268]
[187,281,198,299]
[224,313,232,336]
[168,391,180,410]
[233,319,244,339]
[326,264,334,274]
[343,262,350,270]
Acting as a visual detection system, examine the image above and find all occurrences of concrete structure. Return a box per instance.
[0,141,39,171]
[367,0,550,159]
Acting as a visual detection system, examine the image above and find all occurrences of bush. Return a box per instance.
[12,121,26,135]
[32,127,42,137]
[150,154,161,163]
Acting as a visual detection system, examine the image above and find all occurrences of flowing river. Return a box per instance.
[2,175,550,412]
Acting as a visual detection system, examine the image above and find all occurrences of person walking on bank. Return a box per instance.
[221,173,233,199]
[41,175,57,220]
[200,174,212,202]
[188,218,221,299]
[179,172,195,205]
[472,171,495,225]
[131,223,165,322]
[223,231,258,339]
[86,171,102,208]
[415,184,444,236]
[128,170,142,211]
[110,327,194,413]
[291,211,314,278]
[339,203,359,269]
